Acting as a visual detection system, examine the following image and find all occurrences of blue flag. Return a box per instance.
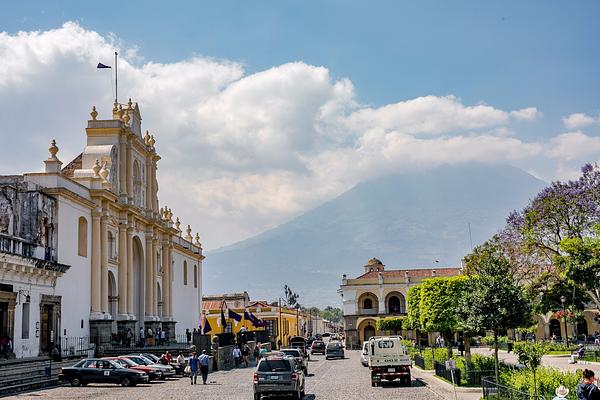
[97,62,111,69]
[203,317,212,334]
[228,309,242,322]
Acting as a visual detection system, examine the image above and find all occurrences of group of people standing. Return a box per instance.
[138,326,168,346]
[232,344,251,367]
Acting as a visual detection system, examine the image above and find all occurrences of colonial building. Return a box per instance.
[340,258,462,349]
[0,100,203,358]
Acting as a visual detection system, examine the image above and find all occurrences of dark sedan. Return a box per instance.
[59,358,149,387]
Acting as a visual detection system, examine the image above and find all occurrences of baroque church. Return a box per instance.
[0,99,203,358]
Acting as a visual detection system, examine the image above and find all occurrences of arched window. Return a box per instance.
[194,264,198,288]
[78,217,88,257]
[183,261,188,285]
[363,298,373,309]
[108,231,115,259]
[389,296,401,313]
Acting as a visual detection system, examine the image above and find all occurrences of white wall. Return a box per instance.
[171,249,202,336]
[54,196,92,338]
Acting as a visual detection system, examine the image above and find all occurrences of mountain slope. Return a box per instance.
[203,163,545,306]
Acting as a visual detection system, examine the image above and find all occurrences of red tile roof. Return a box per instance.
[355,267,462,280]
[202,300,225,311]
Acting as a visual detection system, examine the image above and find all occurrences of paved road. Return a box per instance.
[13,351,442,400]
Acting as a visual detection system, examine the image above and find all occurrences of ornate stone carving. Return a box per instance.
[90,106,98,121]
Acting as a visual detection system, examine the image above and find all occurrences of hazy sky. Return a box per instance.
[1,1,599,249]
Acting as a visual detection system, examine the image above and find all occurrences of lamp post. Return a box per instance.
[560,295,568,346]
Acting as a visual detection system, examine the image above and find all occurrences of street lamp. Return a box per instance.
[560,295,568,345]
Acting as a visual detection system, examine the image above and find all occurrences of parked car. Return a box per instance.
[360,341,370,367]
[122,355,175,377]
[288,336,310,361]
[59,358,149,387]
[281,348,308,375]
[325,341,344,360]
[310,340,326,355]
[102,357,164,381]
[253,356,305,400]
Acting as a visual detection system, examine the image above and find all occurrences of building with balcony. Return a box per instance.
[0,99,204,358]
[340,258,462,349]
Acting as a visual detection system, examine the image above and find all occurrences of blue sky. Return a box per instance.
[3,0,599,138]
[1,1,599,249]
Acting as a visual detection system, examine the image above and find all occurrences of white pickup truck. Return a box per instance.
[368,336,412,387]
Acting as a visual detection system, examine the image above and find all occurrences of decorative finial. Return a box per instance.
[48,139,59,160]
[185,225,192,241]
[117,104,124,120]
[92,159,101,177]
[175,217,181,233]
[127,98,133,110]
[113,101,118,113]
[99,162,109,182]
[90,106,98,121]
[194,233,201,246]
[123,110,130,126]
[144,130,151,145]
[149,135,156,147]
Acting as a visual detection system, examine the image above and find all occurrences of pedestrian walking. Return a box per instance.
[553,385,569,400]
[199,350,210,384]
[242,344,250,367]
[576,369,600,400]
[254,343,260,361]
[160,328,166,345]
[176,352,185,375]
[186,328,192,344]
[139,326,145,347]
[156,328,162,345]
[188,351,200,384]
[233,345,242,367]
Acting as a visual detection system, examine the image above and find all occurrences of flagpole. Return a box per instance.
[114,51,118,103]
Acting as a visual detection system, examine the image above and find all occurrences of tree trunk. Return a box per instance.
[464,333,472,369]
[446,331,453,359]
[493,330,499,383]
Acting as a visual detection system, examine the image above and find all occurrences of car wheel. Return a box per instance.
[71,377,81,387]
[371,380,376,387]
[121,377,131,387]
[253,393,261,400]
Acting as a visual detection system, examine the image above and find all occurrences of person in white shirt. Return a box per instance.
[233,346,242,367]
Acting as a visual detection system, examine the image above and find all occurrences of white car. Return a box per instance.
[360,341,370,367]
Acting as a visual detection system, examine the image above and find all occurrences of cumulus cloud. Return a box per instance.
[0,22,598,249]
[562,112,597,129]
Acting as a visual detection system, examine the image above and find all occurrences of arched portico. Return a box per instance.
[358,318,378,343]
[385,291,406,314]
[357,292,379,315]
[132,236,145,327]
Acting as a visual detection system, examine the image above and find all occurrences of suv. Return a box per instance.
[310,340,325,355]
[325,341,344,360]
[253,356,305,400]
[281,348,308,375]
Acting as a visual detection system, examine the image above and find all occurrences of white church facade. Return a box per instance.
[0,99,203,358]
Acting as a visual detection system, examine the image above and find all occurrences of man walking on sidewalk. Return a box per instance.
[199,350,210,384]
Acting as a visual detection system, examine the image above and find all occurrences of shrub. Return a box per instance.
[500,367,579,400]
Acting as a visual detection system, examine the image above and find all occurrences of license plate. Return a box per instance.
[270,375,279,380]
[387,368,395,372]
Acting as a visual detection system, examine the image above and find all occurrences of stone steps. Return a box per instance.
[0,357,78,397]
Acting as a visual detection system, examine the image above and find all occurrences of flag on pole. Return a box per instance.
[228,309,242,322]
[97,62,112,69]
[203,317,212,334]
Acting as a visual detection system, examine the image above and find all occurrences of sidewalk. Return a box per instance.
[471,347,600,373]
[412,367,481,400]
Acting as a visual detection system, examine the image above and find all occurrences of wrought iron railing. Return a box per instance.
[481,377,547,400]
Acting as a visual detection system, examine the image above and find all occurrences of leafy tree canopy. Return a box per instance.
[419,276,470,333]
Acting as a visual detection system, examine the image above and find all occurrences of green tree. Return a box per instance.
[459,249,532,382]
[321,306,343,323]
[406,286,423,352]
[284,284,300,307]
[376,317,406,334]
[514,341,547,398]
[419,276,470,358]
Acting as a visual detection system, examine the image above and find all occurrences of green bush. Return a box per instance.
[412,347,449,370]
[454,353,506,386]
[500,367,579,400]
[480,335,510,346]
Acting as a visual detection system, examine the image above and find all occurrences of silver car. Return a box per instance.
[253,356,305,400]
[325,341,344,360]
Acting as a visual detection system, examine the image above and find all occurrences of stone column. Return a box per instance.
[162,241,169,319]
[118,224,128,316]
[119,137,127,200]
[126,227,134,316]
[126,141,133,202]
[145,234,154,317]
[168,245,173,317]
[100,216,109,314]
[91,212,102,314]
[146,159,153,210]
[153,238,159,317]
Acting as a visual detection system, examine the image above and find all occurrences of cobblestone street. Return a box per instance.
[12,351,443,400]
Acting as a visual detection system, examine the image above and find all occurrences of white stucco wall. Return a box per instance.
[54,196,92,338]
[171,249,202,336]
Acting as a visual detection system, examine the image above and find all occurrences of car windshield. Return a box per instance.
[313,342,324,348]
[282,350,300,357]
[139,356,156,364]
[377,340,394,349]
[117,358,137,367]
[327,342,341,349]
[258,359,291,372]
[127,356,147,365]
[144,354,159,362]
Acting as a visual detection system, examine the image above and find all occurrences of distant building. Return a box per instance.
[340,258,462,349]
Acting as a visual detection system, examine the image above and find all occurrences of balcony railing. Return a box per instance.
[358,309,378,315]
